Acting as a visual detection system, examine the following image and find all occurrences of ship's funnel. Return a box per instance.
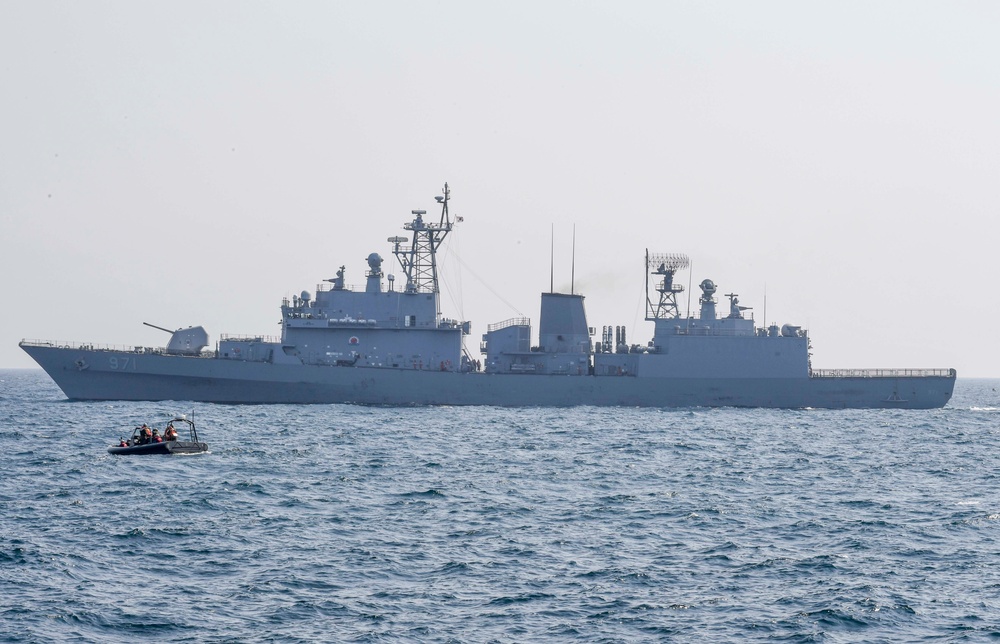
[538,293,590,354]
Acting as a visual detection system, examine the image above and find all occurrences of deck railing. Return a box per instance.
[219,334,281,343]
[20,339,150,352]
[487,318,531,333]
[315,282,356,292]
[810,368,956,378]
[18,339,215,357]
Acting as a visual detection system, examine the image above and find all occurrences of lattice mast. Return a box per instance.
[645,250,690,320]
[390,183,457,294]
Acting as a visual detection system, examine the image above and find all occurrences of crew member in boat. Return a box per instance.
[152,428,163,443]
[140,425,152,444]
[164,424,179,442]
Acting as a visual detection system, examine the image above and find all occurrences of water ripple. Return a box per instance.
[2,371,1000,641]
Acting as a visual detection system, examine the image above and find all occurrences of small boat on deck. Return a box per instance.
[108,416,208,455]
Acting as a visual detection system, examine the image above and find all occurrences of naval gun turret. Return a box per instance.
[143,322,209,355]
[325,266,346,290]
[725,293,752,319]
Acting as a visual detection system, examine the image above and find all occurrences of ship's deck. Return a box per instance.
[810,368,956,378]
[18,339,214,357]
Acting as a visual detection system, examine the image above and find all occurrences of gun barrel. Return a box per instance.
[143,322,174,334]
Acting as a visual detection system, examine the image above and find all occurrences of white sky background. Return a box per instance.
[1,1,997,376]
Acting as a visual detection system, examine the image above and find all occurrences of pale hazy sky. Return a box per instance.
[2,1,998,376]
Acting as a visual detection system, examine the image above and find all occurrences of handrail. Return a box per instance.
[487,318,531,333]
[219,335,281,343]
[810,368,956,378]
[315,282,356,293]
[662,325,778,337]
[20,339,148,352]
[18,339,218,357]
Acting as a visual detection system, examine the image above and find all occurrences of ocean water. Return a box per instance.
[1,370,998,643]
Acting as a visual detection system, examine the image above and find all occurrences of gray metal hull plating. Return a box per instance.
[22,345,955,409]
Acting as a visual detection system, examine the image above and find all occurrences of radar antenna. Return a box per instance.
[645,250,690,320]
[389,183,459,293]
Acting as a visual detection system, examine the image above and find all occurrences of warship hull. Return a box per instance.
[19,184,957,409]
[21,343,955,409]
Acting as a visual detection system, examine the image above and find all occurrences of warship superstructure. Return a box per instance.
[21,184,955,408]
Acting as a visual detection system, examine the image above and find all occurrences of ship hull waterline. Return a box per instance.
[22,345,955,409]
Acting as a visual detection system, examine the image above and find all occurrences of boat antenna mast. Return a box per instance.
[390,183,458,293]
[645,250,690,320]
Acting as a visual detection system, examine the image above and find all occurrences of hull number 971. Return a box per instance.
[109,356,136,370]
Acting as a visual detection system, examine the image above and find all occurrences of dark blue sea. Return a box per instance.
[2,370,999,642]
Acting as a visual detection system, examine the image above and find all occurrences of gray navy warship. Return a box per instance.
[21,184,955,408]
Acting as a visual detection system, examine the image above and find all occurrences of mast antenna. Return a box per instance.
[645,251,690,320]
[571,224,576,295]
[390,182,458,293]
[686,261,693,328]
[550,224,554,294]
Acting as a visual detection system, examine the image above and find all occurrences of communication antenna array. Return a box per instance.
[645,250,691,320]
[647,252,690,273]
[393,183,458,293]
